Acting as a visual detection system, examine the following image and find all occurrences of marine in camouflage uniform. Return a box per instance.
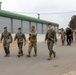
[26,26,37,57]
[59,28,65,45]
[0,27,12,57]
[14,28,26,57]
[45,24,57,60]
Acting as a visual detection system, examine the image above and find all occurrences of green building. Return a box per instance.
[0,10,59,34]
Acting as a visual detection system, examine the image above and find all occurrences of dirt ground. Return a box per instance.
[0,42,17,50]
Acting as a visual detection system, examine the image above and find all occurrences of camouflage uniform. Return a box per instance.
[14,32,26,56]
[27,30,37,57]
[1,31,12,56]
[45,28,57,60]
[60,29,65,45]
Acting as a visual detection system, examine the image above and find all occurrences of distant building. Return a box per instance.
[0,10,59,33]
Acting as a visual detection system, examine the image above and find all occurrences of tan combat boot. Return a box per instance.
[62,43,64,46]
[26,54,31,57]
[33,54,37,57]
[47,56,52,60]
[7,54,10,57]
[4,54,8,57]
[17,54,21,57]
[20,53,24,56]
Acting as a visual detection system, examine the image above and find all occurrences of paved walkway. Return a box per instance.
[62,71,76,75]
[0,40,76,75]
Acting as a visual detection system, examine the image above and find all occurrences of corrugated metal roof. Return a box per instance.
[0,10,59,26]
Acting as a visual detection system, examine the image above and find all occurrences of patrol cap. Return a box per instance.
[4,27,7,29]
[18,28,21,30]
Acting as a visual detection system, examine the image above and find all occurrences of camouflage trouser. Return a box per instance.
[47,40,55,57]
[28,42,37,55]
[3,42,10,55]
[18,43,23,54]
[61,36,65,45]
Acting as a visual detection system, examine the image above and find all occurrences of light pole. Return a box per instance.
[37,13,40,19]
[0,2,2,10]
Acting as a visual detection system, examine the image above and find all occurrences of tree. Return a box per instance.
[69,15,76,30]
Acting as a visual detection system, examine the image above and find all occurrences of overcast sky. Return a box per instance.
[1,0,76,29]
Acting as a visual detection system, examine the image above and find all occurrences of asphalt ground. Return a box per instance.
[0,40,76,75]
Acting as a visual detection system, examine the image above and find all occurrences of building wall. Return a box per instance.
[43,24,48,34]
[23,21,30,33]
[13,19,21,33]
[37,23,42,34]
[31,22,37,29]
[0,16,59,33]
[0,16,11,33]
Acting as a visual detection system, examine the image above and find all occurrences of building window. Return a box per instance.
[55,26,58,32]
[31,22,37,30]
[13,19,21,33]
[23,21,30,33]
[43,24,47,34]
[37,23,42,34]
[0,16,11,33]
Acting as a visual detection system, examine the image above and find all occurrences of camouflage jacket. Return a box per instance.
[29,30,37,43]
[45,29,57,43]
[60,30,65,38]
[1,31,12,43]
[14,32,26,43]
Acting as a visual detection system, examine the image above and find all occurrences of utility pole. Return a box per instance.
[0,1,2,10]
[37,13,40,19]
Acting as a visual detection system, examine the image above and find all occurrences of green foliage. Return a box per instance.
[69,15,76,30]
